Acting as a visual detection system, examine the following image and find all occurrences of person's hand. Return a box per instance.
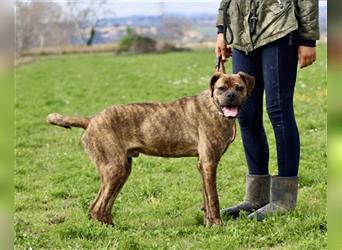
[298,46,316,69]
[215,33,232,62]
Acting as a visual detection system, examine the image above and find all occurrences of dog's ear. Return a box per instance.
[209,73,221,97]
[238,72,255,97]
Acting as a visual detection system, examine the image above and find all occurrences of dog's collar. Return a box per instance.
[218,111,229,118]
[212,97,229,119]
[217,110,226,117]
[230,122,236,143]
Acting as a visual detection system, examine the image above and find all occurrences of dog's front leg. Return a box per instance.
[198,160,208,214]
[198,159,222,226]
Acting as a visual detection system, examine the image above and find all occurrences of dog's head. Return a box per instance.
[209,72,255,118]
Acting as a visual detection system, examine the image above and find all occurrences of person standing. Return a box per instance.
[215,0,319,221]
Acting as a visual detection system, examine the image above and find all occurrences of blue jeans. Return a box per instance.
[232,32,300,177]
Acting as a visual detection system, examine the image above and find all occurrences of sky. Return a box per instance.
[54,0,327,18]
[103,2,220,17]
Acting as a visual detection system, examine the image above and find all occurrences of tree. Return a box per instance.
[15,0,70,54]
[66,0,109,46]
[0,0,13,61]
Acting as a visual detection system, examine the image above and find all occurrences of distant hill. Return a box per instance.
[88,5,327,45]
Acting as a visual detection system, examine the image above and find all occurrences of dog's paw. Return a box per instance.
[204,217,222,227]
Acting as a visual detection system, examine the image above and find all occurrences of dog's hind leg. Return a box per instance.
[82,128,132,225]
[90,158,132,225]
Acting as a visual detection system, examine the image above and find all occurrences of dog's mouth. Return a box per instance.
[221,105,240,118]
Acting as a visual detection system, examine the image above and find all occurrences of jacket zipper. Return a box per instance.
[277,0,284,9]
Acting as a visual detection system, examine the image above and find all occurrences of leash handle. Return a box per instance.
[223,0,233,45]
[215,56,226,74]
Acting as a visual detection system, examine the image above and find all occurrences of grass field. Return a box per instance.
[15,45,327,249]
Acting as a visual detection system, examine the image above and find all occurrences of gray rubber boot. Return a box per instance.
[248,176,298,221]
[222,175,270,219]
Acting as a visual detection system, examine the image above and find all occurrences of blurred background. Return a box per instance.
[14,1,327,58]
[327,1,342,250]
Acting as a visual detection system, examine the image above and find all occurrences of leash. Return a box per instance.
[249,0,258,35]
[222,0,233,45]
[214,56,236,143]
[223,0,259,42]
[215,56,226,74]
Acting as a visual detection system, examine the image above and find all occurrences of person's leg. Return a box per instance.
[262,33,300,177]
[248,32,300,221]
[233,49,269,175]
[222,48,270,219]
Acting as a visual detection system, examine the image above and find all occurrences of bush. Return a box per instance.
[117,28,182,54]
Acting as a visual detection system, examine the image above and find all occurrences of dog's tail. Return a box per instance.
[47,113,90,129]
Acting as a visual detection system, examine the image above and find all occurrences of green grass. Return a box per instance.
[15,45,327,249]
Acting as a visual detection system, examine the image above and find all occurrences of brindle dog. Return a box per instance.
[47,72,254,226]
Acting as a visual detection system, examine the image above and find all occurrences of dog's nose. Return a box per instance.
[227,91,236,99]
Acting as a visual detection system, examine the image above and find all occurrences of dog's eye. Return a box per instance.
[236,85,244,91]
[217,86,227,92]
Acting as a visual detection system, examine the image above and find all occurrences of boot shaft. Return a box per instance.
[244,174,271,206]
[271,176,298,210]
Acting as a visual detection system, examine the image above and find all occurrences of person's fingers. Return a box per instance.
[215,38,232,63]
[298,46,317,69]
[312,53,316,64]
[299,50,307,68]
[299,57,304,68]
[303,54,316,68]
[226,46,233,58]
[215,38,222,57]
[306,58,312,67]
[309,55,314,66]
[300,56,308,68]
[301,55,313,68]
[298,50,302,68]
[300,55,307,68]
[221,46,227,61]
[215,47,220,57]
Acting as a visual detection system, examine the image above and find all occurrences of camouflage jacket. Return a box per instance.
[216,0,320,52]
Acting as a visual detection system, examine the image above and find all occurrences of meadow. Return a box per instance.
[15,45,326,249]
